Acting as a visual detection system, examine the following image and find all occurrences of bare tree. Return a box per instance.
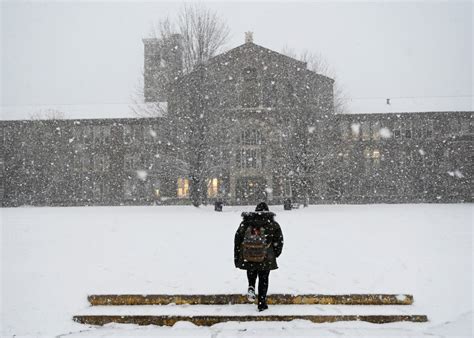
[29,108,65,120]
[150,3,230,74]
[278,47,348,205]
[132,4,230,119]
[281,47,348,114]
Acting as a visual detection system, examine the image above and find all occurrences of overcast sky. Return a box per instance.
[1,0,472,119]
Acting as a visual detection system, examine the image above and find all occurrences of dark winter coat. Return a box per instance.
[234,211,284,271]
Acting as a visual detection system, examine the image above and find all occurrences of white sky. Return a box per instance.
[1,0,473,119]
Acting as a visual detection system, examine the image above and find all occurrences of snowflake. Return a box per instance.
[136,170,148,181]
[351,123,360,135]
[379,127,392,139]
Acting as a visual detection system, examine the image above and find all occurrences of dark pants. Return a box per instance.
[247,270,270,304]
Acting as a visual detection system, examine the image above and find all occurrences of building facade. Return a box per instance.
[0,37,472,207]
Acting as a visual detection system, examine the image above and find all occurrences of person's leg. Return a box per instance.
[247,270,257,289]
[257,270,270,310]
[246,270,257,301]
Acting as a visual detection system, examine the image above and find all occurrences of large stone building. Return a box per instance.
[0,35,472,207]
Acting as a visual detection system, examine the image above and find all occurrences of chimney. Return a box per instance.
[245,32,253,44]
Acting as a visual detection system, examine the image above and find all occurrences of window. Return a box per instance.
[263,78,278,107]
[124,179,135,199]
[83,157,92,172]
[73,128,83,144]
[372,149,381,166]
[405,130,412,138]
[361,122,370,141]
[103,155,110,171]
[351,123,360,140]
[449,119,460,134]
[177,177,189,198]
[124,154,133,170]
[340,121,350,140]
[123,125,132,144]
[240,130,262,145]
[207,178,220,198]
[144,126,156,143]
[460,118,470,134]
[237,149,260,169]
[74,156,82,171]
[394,130,401,138]
[94,126,111,144]
[240,67,259,107]
[237,129,263,169]
[83,126,92,145]
[93,155,104,171]
[424,120,434,138]
[364,148,371,159]
[93,182,101,199]
[151,178,161,198]
[363,148,381,166]
[372,121,380,140]
[414,128,423,138]
[133,125,143,143]
[93,126,102,144]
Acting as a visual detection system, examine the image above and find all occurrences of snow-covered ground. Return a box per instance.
[1,204,472,337]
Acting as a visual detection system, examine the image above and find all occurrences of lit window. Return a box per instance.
[154,188,160,198]
[372,149,381,167]
[177,178,189,198]
[207,178,220,198]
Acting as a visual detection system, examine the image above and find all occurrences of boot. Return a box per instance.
[258,298,268,312]
[247,286,256,302]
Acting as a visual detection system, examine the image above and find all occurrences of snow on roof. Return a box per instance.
[0,102,167,121]
[346,96,472,114]
[1,97,470,121]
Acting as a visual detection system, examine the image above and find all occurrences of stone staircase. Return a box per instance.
[73,293,428,326]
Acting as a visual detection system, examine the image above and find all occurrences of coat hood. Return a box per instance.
[241,211,276,222]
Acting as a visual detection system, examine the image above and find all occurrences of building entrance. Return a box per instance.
[235,176,267,203]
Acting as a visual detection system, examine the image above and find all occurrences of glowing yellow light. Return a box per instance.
[207,178,219,198]
[177,178,189,198]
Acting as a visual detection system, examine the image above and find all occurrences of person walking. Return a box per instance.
[234,202,284,311]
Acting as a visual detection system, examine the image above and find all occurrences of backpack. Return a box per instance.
[241,225,270,263]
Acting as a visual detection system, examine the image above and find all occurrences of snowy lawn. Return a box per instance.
[1,204,472,337]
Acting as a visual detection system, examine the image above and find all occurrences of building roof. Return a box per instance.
[209,41,308,68]
[0,102,167,121]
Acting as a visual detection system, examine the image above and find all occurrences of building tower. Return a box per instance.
[143,34,183,102]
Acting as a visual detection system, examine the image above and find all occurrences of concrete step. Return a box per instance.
[73,314,428,326]
[75,304,424,316]
[88,293,413,306]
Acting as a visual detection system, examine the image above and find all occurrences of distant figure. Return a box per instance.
[234,202,284,311]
